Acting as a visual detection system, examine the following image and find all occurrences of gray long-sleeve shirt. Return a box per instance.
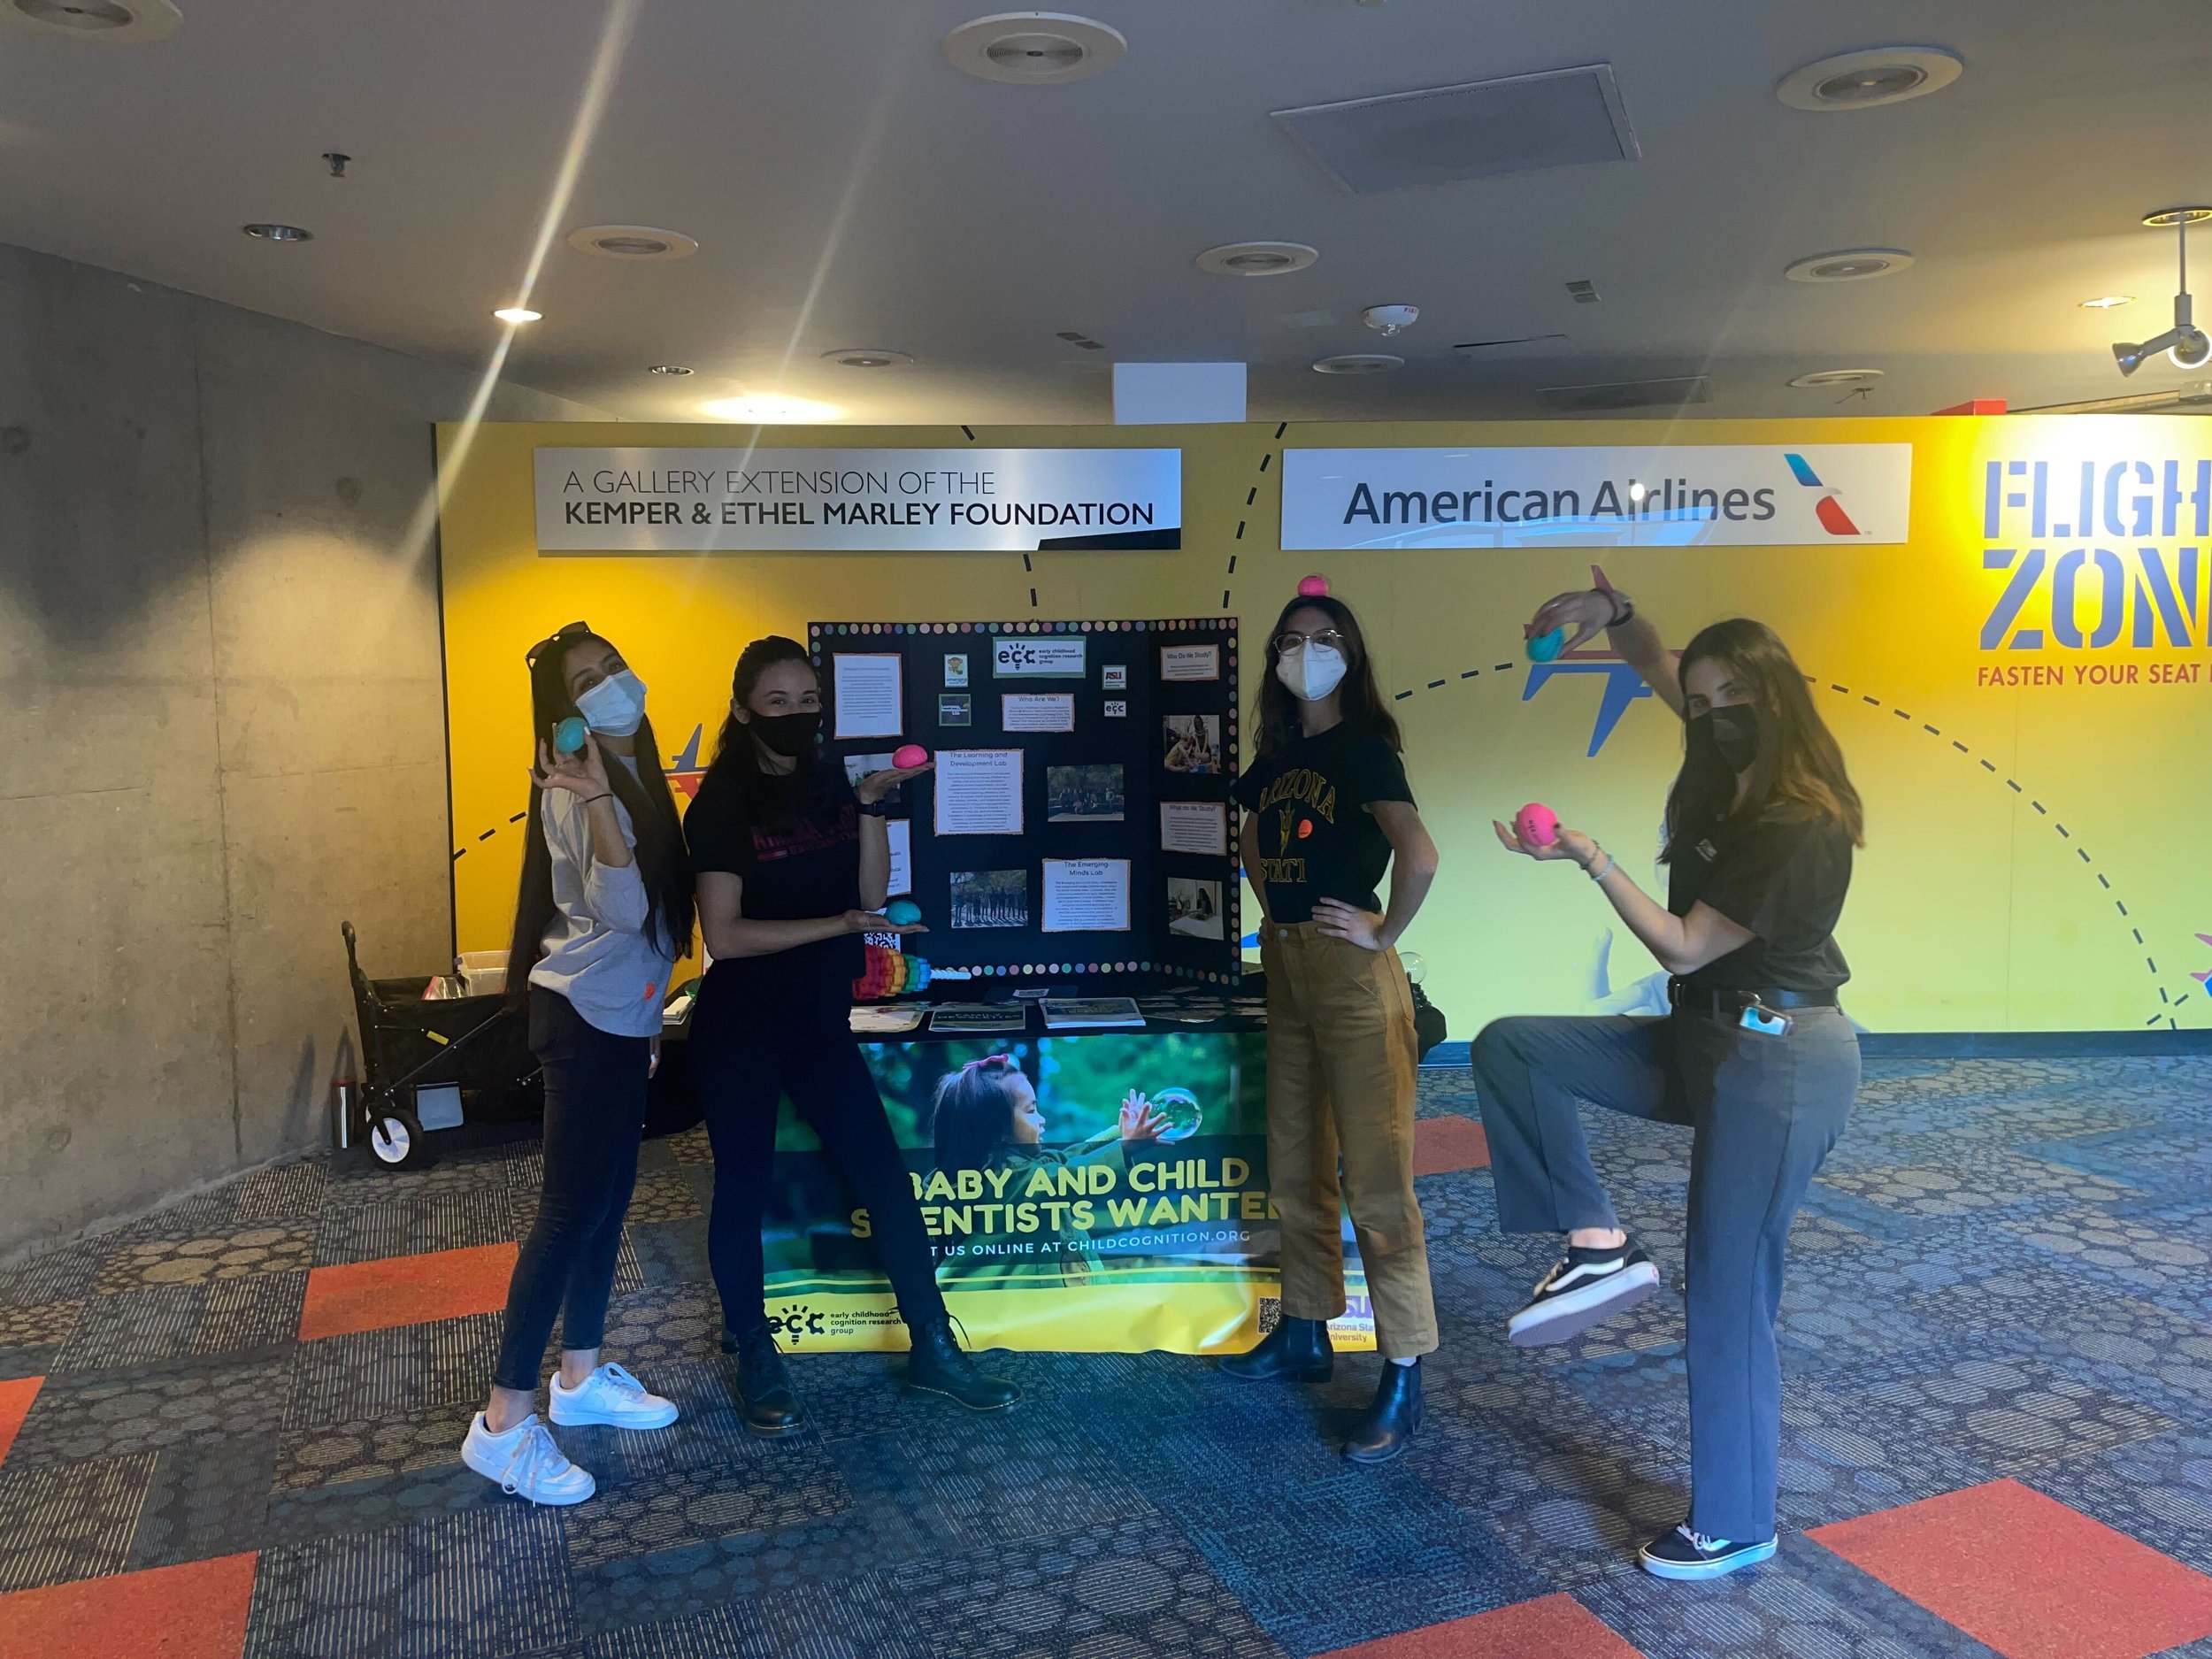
[526,760,674,1037]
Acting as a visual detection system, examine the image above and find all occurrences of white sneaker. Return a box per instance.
[462,1412,595,1505]
[549,1362,680,1430]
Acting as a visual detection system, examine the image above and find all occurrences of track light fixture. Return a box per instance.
[2115,209,2212,376]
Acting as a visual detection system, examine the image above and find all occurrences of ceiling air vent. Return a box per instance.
[1271,65,1639,195]
[1540,376,1709,413]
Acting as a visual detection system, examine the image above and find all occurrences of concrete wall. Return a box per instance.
[0,242,592,1256]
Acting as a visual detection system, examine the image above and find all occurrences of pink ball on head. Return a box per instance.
[1514,802,1560,848]
[1296,574,1330,598]
[892,744,929,770]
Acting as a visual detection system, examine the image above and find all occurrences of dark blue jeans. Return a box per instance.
[1471,1007,1860,1542]
[492,987,650,1391]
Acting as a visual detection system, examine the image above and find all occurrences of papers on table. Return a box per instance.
[833,653,904,740]
[1159,800,1227,856]
[1001,692,1075,733]
[1042,857,1131,933]
[934,748,1024,835]
[850,1005,926,1034]
[1041,997,1144,1030]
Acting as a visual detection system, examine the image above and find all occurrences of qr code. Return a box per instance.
[1256,1295,1282,1336]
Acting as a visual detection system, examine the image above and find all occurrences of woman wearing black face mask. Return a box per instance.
[1472,583,1863,1584]
[683,636,1018,1432]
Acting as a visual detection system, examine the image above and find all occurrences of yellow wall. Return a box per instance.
[439,415,2212,1033]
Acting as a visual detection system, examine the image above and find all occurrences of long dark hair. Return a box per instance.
[1662,618,1865,859]
[931,1054,1026,1176]
[701,634,823,825]
[506,630,695,1001]
[1253,592,1403,757]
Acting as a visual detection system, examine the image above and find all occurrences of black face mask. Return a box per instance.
[749,710,821,758]
[1689,705,1762,774]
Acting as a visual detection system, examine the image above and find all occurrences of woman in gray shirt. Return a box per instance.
[459,622,695,1505]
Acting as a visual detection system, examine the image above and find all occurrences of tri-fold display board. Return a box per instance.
[809,618,1241,989]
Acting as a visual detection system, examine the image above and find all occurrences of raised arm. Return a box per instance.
[1527,565,1684,718]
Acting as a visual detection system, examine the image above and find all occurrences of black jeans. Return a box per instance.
[691,966,946,1339]
[491,987,650,1392]
[1471,1007,1860,1543]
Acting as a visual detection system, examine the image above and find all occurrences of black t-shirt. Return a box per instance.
[683,758,864,1001]
[1666,805,1854,993]
[1233,723,1414,925]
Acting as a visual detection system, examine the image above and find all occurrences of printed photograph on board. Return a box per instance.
[950,868,1030,929]
[1162,714,1221,775]
[1048,764,1125,823]
[1167,877,1225,939]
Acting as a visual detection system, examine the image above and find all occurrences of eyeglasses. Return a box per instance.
[1272,628,1348,656]
[525,620,591,668]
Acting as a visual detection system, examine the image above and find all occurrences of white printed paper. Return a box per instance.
[1160,801,1228,856]
[934,749,1025,835]
[833,654,904,739]
[993,635,1087,678]
[1043,858,1131,933]
[1159,644,1220,682]
[887,819,911,897]
[1002,692,1076,733]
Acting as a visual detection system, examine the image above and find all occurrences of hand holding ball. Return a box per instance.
[553,716,588,756]
[1526,626,1567,664]
[1513,803,1560,848]
[884,898,923,926]
[1296,574,1330,598]
[892,744,929,771]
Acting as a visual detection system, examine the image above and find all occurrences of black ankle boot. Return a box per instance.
[1344,1358,1422,1464]
[1219,1315,1334,1383]
[904,1315,1020,1411]
[723,1325,804,1436]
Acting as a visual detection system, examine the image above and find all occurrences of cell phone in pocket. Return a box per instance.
[1740,1002,1793,1038]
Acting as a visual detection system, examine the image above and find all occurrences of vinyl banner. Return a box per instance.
[534,447,1182,553]
[1281,443,1913,549]
[754,1029,1375,1354]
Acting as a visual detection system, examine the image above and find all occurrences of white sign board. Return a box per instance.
[535,448,1181,552]
[1280,445,1913,549]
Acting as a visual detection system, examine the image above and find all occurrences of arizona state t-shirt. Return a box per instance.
[1233,723,1414,924]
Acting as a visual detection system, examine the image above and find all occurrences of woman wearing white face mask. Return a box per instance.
[460,622,694,1506]
[1222,583,1442,1464]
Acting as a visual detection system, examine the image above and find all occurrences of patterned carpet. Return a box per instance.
[4,1056,2212,1657]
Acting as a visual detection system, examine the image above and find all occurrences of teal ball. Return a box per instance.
[554,716,588,754]
[885,899,923,926]
[1527,627,1567,664]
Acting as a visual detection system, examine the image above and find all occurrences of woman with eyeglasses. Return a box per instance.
[462,622,694,1506]
[1221,582,1441,1464]
[1475,580,1863,1581]
[683,636,1018,1434]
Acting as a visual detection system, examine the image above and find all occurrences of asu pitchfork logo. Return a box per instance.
[1784,453,1864,536]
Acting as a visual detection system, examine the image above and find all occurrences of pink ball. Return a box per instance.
[893,744,929,770]
[1514,802,1560,848]
[1296,574,1330,598]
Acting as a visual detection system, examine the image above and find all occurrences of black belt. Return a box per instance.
[1668,981,1839,1019]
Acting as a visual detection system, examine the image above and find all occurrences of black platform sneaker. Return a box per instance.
[1640,1524,1777,1579]
[1506,1238,1660,1347]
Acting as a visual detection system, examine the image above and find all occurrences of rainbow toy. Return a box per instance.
[853,945,931,1001]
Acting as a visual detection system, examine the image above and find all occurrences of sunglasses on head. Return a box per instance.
[525,620,592,669]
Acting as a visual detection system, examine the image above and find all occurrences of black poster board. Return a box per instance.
[809,618,1241,991]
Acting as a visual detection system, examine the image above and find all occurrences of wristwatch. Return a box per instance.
[856,798,895,818]
[1603,589,1636,627]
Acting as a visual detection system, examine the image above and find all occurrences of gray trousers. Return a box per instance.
[1470,1008,1859,1541]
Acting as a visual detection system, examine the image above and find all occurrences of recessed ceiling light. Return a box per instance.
[2079,296,2135,310]
[492,307,542,325]
[1784,249,1915,284]
[1196,241,1319,278]
[1312,353,1403,375]
[3,0,180,42]
[822,348,914,369]
[646,365,694,376]
[1776,47,1962,111]
[701,394,841,423]
[943,12,1125,84]
[566,224,699,261]
[1788,368,1885,388]
[242,223,312,243]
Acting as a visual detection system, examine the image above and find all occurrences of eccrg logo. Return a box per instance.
[1979,456,2212,654]
[767,1303,826,1346]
